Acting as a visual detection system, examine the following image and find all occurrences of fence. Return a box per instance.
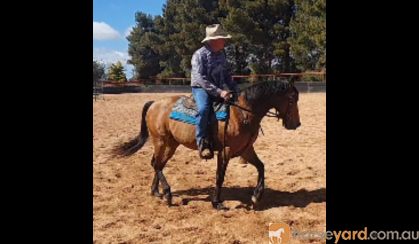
[93,79,104,101]
[98,71,326,94]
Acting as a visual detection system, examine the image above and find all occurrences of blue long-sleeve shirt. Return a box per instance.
[191,45,239,97]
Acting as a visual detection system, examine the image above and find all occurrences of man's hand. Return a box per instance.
[220,90,233,101]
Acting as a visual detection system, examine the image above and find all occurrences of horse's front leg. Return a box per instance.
[212,150,229,210]
[241,146,265,209]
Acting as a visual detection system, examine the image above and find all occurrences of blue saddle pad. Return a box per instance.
[169,96,229,125]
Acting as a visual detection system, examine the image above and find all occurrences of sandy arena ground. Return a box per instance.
[93,92,326,244]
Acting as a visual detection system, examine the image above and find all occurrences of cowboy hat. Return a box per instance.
[201,24,232,43]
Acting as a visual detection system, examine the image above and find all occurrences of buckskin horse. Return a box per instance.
[112,80,301,210]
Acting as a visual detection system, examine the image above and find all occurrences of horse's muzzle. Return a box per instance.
[285,121,301,130]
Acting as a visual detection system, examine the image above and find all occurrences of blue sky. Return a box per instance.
[93,0,166,78]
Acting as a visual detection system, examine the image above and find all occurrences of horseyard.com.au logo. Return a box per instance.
[268,222,291,244]
[268,223,419,243]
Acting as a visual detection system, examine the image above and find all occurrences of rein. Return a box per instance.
[225,101,281,120]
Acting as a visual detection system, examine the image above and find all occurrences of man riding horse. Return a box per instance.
[191,24,240,160]
[113,24,301,210]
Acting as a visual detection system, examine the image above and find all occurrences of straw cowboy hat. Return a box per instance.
[201,24,232,43]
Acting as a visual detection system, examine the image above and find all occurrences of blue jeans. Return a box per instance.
[192,87,215,146]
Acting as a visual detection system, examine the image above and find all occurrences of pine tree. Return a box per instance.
[93,60,106,84]
[222,0,294,73]
[127,12,162,79]
[288,0,326,71]
[158,0,224,77]
[108,61,127,82]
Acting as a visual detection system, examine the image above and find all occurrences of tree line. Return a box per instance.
[127,0,325,80]
[93,0,325,83]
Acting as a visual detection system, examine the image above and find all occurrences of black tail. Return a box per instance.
[112,100,154,157]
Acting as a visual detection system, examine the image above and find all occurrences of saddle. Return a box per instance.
[182,94,198,110]
[183,94,225,111]
[169,95,229,125]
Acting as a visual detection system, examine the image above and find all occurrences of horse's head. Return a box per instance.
[271,85,301,130]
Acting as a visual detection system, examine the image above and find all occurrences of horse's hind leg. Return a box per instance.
[241,146,265,208]
[150,155,162,197]
[151,138,179,206]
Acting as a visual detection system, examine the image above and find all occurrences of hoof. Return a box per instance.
[164,193,173,206]
[251,195,260,210]
[199,149,214,159]
[251,195,257,204]
[212,201,229,211]
[151,190,162,198]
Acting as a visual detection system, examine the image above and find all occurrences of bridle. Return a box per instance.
[224,89,297,122]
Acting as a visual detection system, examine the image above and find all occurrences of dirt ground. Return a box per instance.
[93,92,326,244]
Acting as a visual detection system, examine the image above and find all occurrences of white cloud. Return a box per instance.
[124,25,134,38]
[93,48,129,64]
[93,21,121,40]
[93,48,134,78]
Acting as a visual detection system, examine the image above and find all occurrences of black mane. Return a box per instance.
[241,80,291,101]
